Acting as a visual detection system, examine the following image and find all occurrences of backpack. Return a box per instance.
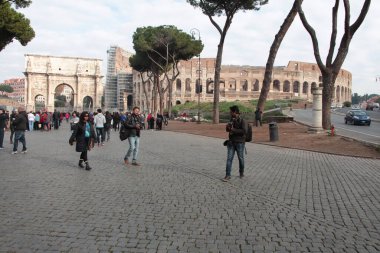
[245,121,253,142]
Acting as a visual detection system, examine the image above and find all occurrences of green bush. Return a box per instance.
[343,101,352,107]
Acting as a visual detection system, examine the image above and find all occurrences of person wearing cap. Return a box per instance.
[223,105,248,182]
[11,107,28,154]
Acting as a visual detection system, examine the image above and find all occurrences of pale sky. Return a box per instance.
[0,0,379,95]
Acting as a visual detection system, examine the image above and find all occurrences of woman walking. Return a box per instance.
[69,111,96,170]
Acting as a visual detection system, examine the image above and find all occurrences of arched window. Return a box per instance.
[273,80,280,91]
[283,80,290,92]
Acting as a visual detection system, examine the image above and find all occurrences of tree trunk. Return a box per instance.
[168,80,173,117]
[212,36,226,124]
[257,0,300,112]
[321,73,333,129]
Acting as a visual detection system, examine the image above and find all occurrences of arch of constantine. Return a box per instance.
[133,59,352,112]
[24,54,103,112]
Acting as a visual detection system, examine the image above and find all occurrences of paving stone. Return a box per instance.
[0,125,379,251]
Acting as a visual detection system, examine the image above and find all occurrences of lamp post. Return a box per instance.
[191,28,201,124]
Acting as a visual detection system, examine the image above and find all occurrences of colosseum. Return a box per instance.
[133,58,352,112]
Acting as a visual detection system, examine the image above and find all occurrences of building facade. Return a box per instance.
[23,54,103,112]
[133,59,352,112]
[104,46,134,112]
[2,78,25,103]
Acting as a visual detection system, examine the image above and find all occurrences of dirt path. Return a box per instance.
[163,120,380,159]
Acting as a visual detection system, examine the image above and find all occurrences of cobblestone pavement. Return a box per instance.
[0,124,379,252]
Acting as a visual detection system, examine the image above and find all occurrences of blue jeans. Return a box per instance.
[13,131,26,152]
[124,136,140,162]
[96,128,105,143]
[226,142,245,177]
[28,121,34,131]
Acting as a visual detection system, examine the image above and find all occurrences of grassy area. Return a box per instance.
[171,99,303,123]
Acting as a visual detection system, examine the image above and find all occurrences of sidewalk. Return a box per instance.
[0,124,379,252]
[164,120,380,159]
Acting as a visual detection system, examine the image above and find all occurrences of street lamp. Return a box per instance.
[190,28,201,124]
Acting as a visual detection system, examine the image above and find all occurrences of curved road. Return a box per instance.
[291,109,380,145]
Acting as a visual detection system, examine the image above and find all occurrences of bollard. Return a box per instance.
[269,122,279,142]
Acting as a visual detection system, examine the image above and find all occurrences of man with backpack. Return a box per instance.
[223,105,248,182]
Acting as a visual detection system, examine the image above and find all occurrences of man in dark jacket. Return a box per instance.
[124,106,142,166]
[223,105,248,182]
[12,107,28,154]
[0,109,7,149]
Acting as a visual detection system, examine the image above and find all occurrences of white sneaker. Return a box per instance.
[11,151,17,154]
[21,149,27,154]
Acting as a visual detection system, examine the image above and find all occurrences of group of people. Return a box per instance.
[1,104,253,182]
[69,107,143,170]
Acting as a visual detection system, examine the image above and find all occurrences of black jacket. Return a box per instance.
[12,112,28,131]
[70,122,96,152]
[227,117,248,143]
[125,114,141,137]
[0,113,7,128]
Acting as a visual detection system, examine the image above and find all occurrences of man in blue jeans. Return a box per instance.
[11,107,28,154]
[223,105,248,182]
[124,106,142,166]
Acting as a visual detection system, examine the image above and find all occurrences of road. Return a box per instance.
[292,109,380,145]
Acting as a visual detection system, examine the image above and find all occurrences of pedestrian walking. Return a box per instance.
[9,109,17,143]
[11,107,28,154]
[53,109,60,129]
[69,111,96,170]
[27,111,35,131]
[123,106,142,166]
[94,108,106,146]
[104,111,112,141]
[223,105,248,182]
[254,108,263,127]
[70,112,80,131]
[0,109,7,149]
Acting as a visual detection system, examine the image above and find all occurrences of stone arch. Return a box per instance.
[176,79,182,92]
[283,80,290,92]
[206,78,214,94]
[302,82,309,94]
[83,96,93,111]
[241,79,248,91]
[35,94,45,112]
[253,79,259,91]
[228,79,236,91]
[54,83,74,111]
[176,100,181,105]
[336,85,341,102]
[319,83,323,87]
[273,80,280,91]
[311,82,317,90]
[220,79,225,92]
[185,78,191,92]
[293,81,300,94]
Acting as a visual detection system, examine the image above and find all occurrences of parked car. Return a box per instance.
[344,110,371,126]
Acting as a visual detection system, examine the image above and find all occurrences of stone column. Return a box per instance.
[308,87,324,133]
[46,75,54,112]
[25,73,33,111]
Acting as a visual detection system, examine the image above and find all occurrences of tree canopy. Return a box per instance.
[130,25,203,114]
[0,0,35,51]
[0,84,14,95]
[130,25,203,73]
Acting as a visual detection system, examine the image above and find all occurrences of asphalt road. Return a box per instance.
[291,109,380,146]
